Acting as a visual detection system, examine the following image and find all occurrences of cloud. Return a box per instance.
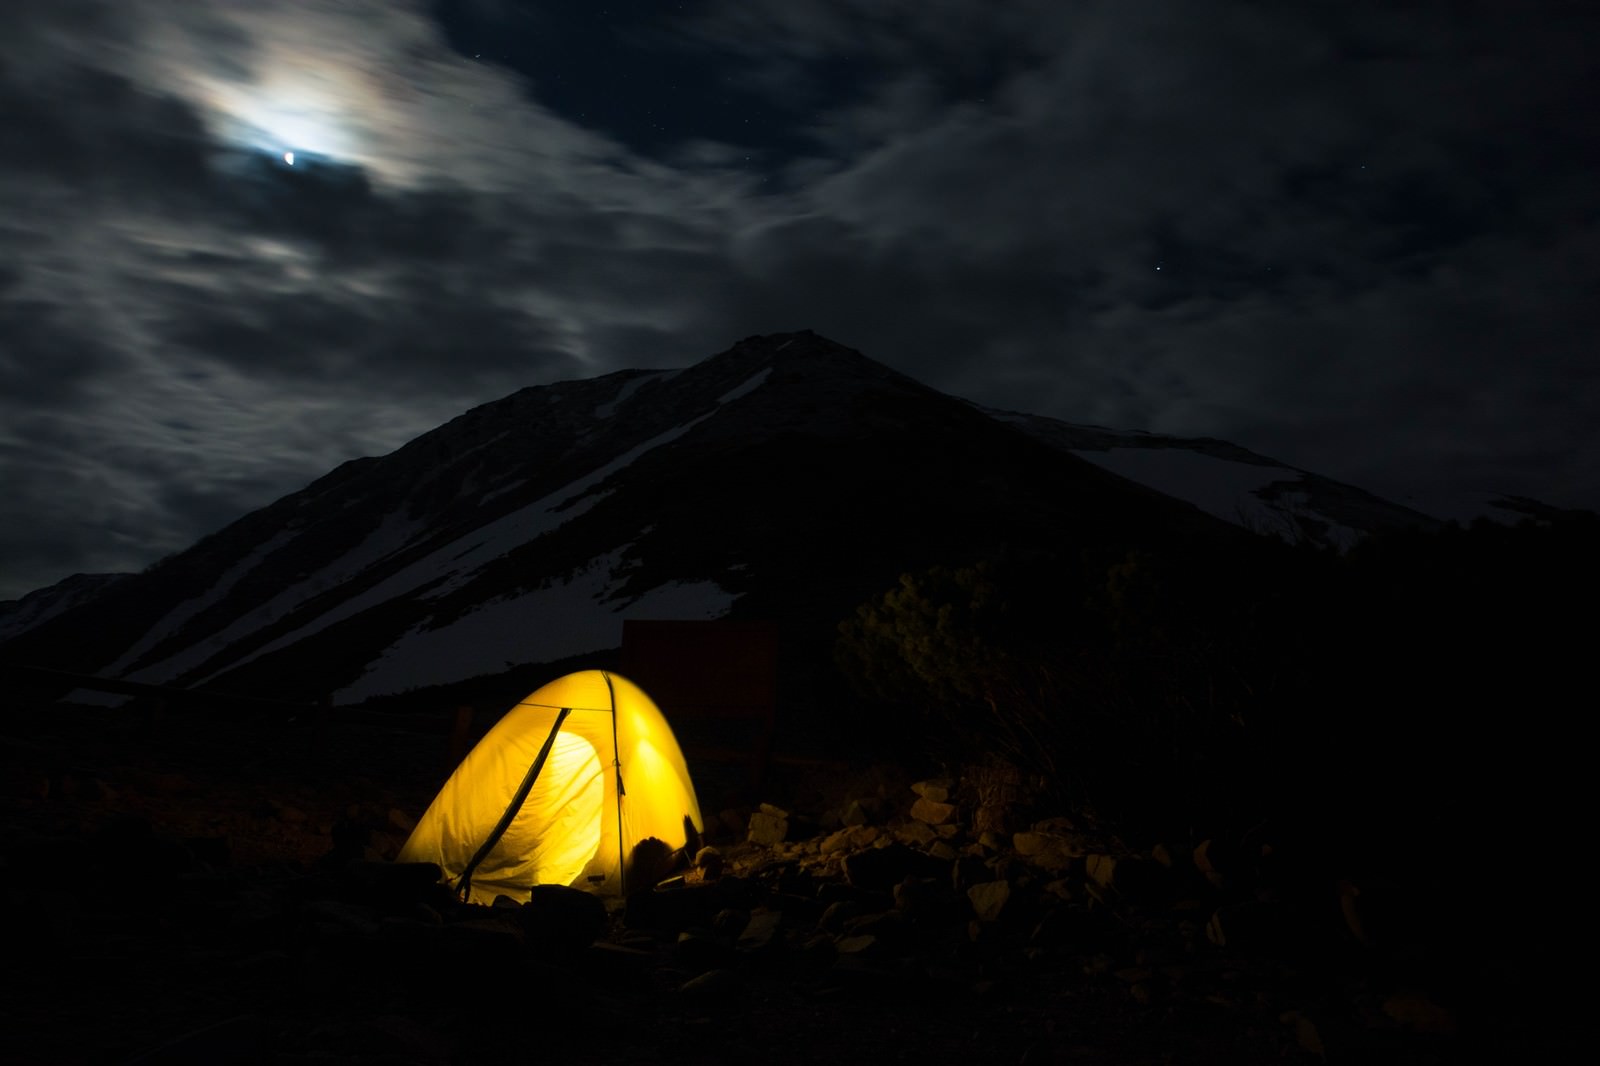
[1,0,1598,599]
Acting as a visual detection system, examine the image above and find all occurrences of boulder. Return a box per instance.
[821,825,879,855]
[520,884,607,954]
[1382,992,1458,1037]
[967,880,1011,923]
[737,909,783,953]
[910,797,957,826]
[842,843,948,892]
[747,806,789,846]
[1086,853,1118,890]
[1013,831,1084,873]
[1192,839,1233,891]
[895,821,937,846]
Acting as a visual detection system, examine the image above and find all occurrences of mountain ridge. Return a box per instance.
[0,331,1468,705]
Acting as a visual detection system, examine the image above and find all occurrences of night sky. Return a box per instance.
[3,0,1597,600]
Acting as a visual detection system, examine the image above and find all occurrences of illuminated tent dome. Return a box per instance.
[397,670,702,903]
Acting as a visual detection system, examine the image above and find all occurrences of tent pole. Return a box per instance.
[455,706,573,901]
[603,671,626,896]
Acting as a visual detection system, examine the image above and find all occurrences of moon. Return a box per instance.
[283,151,295,166]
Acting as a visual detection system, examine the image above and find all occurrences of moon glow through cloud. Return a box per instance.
[200,71,365,167]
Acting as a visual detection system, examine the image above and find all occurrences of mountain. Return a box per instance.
[0,572,129,644]
[0,331,1439,707]
[988,411,1442,550]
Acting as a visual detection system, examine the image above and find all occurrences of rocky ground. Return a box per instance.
[0,704,1574,1064]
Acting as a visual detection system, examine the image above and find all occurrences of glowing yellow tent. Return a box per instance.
[397,670,702,903]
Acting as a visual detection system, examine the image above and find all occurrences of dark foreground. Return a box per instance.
[0,706,1573,1065]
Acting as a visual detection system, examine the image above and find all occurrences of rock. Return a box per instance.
[624,882,726,931]
[840,800,870,827]
[928,841,958,862]
[1279,1010,1327,1060]
[386,808,417,834]
[185,835,232,870]
[1381,992,1458,1036]
[821,825,878,855]
[843,909,904,943]
[1086,853,1118,890]
[520,884,607,953]
[584,941,655,988]
[910,779,953,803]
[303,899,383,938]
[673,930,734,973]
[967,880,1011,923]
[819,900,863,933]
[819,828,853,854]
[1110,857,1171,905]
[895,821,937,846]
[344,859,443,902]
[910,797,957,825]
[737,909,782,952]
[953,854,992,893]
[66,775,116,802]
[103,1014,271,1063]
[712,907,751,939]
[842,843,948,891]
[891,876,942,917]
[1205,901,1284,951]
[441,917,525,956]
[747,809,789,846]
[275,804,308,825]
[1192,839,1231,891]
[834,933,878,956]
[1127,979,1161,1006]
[1013,831,1084,873]
[694,846,724,880]
[1032,816,1077,833]
[679,967,739,998]
[715,808,746,839]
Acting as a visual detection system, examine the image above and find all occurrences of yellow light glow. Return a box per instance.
[397,671,701,901]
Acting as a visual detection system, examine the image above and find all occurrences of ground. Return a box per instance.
[0,703,1566,1064]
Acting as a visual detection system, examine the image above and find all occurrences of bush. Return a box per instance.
[836,513,1599,860]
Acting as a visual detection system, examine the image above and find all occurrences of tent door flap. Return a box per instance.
[455,706,573,900]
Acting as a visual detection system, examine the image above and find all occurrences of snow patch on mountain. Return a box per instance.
[479,479,525,506]
[335,548,733,703]
[596,370,676,420]
[119,509,425,686]
[718,367,772,405]
[189,395,750,686]
[1073,447,1293,526]
[103,530,298,676]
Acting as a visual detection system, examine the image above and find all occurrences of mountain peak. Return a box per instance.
[1,330,1454,708]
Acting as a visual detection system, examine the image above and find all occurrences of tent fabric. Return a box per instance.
[396,670,702,903]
